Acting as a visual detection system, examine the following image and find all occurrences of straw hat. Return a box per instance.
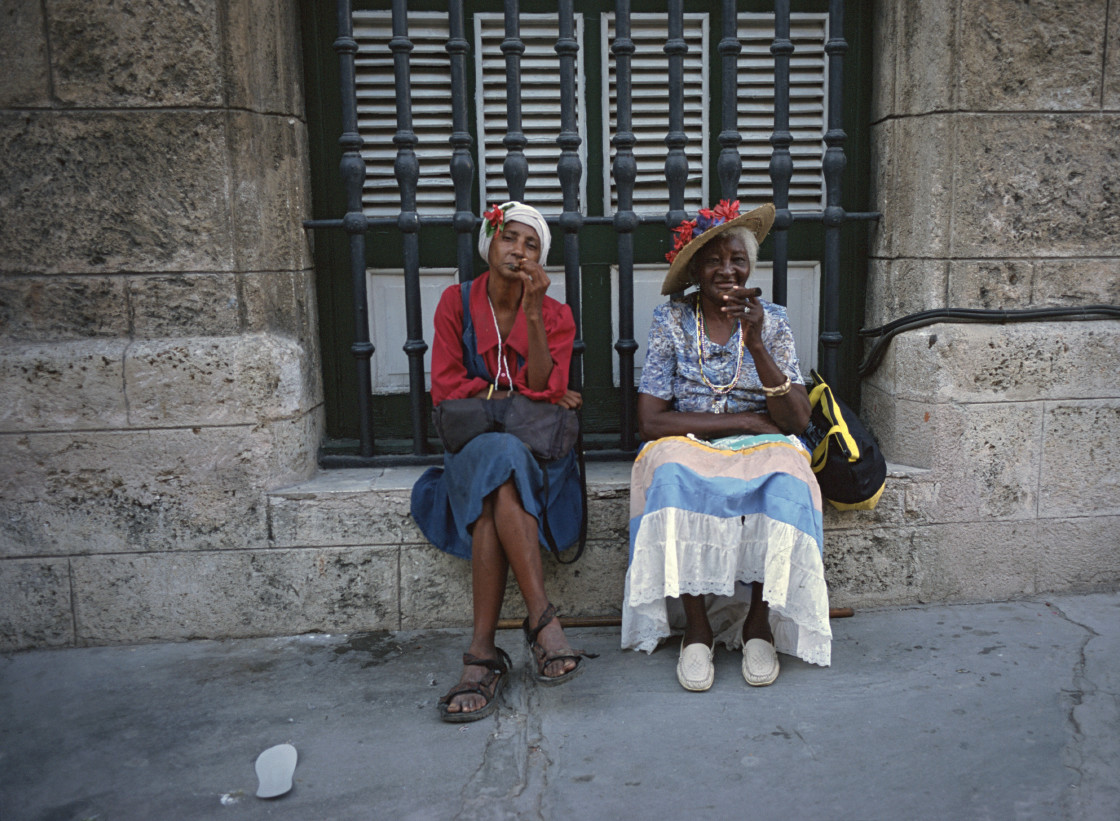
[661,201,776,295]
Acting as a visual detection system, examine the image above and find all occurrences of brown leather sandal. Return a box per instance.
[522,603,598,686]
[437,648,511,723]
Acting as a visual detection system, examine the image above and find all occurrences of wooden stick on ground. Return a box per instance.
[497,607,854,631]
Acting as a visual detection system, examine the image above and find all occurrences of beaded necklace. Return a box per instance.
[694,292,744,396]
[486,293,513,398]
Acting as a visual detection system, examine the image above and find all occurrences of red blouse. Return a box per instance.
[429,271,576,406]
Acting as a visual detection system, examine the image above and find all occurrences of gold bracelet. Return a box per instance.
[762,376,792,398]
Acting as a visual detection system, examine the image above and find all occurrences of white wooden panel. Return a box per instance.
[610,260,820,386]
[367,268,568,392]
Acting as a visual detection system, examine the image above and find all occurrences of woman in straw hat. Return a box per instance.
[621,201,831,690]
[412,202,594,722]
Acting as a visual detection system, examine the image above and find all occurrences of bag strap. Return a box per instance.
[459,280,492,382]
[538,415,587,565]
[808,370,861,467]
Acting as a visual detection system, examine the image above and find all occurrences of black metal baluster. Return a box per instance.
[769,0,793,308]
[335,0,374,456]
[447,0,475,283]
[612,1,638,450]
[556,1,585,386]
[717,0,741,200]
[664,0,689,229]
[390,0,428,453]
[821,0,847,383]
[502,1,528,202]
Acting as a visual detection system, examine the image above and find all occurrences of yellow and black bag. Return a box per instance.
[798,370,887,510]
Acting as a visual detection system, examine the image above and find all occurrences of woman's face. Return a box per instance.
[488,220,541,277]
[692,234,750,304]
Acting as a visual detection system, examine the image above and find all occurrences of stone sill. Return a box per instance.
[271,461,925,497]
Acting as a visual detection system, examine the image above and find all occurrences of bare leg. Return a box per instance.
[490,480,577,678]
[680,594,713,647]
[742,582,774,644]
[443,495,508,715]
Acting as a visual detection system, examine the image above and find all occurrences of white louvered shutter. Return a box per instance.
[353,12,455,217]
[738,13,828,210]
[603,13,709,215]
[474,14,587,215]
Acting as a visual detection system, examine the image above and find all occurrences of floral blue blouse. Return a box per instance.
[638,294,804,414]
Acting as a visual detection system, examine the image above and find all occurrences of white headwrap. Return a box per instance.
[477,201,551,264]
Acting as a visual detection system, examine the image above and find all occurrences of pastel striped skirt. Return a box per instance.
[621,434,831,666]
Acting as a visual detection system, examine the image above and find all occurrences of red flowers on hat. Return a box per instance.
[665,199,742,263]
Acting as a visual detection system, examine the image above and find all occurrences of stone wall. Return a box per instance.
[0,0,323,649]
[864,0,1120,595]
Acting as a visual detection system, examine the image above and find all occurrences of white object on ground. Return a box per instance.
[255,743,298,799]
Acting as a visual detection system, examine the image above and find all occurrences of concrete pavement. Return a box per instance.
[2,592,1118,820]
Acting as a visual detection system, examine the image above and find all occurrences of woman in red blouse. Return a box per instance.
[412,202,592,723]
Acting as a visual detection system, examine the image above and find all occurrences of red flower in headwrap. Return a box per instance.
[483,203,506,236]
[713,199,741,221]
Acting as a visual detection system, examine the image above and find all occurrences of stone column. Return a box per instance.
[0,0,324,648]
[864,0,1120,600]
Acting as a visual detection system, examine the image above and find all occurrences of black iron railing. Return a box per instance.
[307,0,880,466]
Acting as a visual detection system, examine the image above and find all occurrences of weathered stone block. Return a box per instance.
[71,546,400,643]
[0,340,129,431]
[400,544,473,629]
[926,402,1043,523]
[540,538,629,618]
[129,274,241,338]
[261,408,324,492]
[824,526,919,608]
[224,0,305,116]
[957,0,1105,111]
[47,0,222,107]
[870,0,896,122]
[951,114,1120,258]
[269,486,422,549]
[871,115,955,259]
[1036,516,1120,591]
[947,260,1033,309]
[0,558,73,650]
[865,258,949,328]
[915,521,1042,603]
[0,111,235,275]
[1107,7,1120,109]
[124,334,315,427]
[0,427,274,556]
[894,0,959,115]
[226,111,313,274]
[242,269,318,340]
[1039,401,1120,518]
[0,276,129,342]
[1031,259,1120,306]
[860,383,937,470]
[0,0,50,107]
[881,322,1120,404]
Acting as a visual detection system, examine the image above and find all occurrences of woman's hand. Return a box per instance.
[720,286,765,348]
[556,389,583,410]
[637,393,783,441]
[516,259,550,319]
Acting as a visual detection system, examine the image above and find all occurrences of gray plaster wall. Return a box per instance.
[864,0,1120,595]
[0,0,324,649]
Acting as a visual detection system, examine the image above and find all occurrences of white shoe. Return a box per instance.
[676,640,715,691]
[742,638,780,687]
